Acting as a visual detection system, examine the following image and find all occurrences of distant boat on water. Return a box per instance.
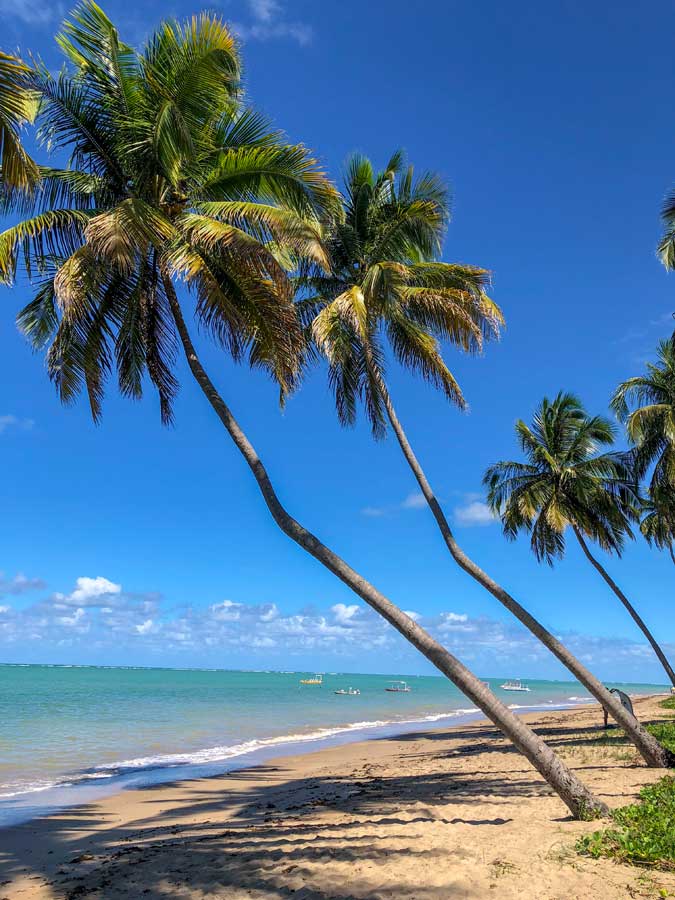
[300,674,323,685]
[334,687,360,695]
[385,680,411,693]
[500,679,531,692]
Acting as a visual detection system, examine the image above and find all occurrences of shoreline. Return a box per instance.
[1,700,589,828]
[0,689,667,829]
[2,694,675,898]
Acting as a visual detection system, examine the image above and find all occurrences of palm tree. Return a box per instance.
[0,50,38,193]
[484,393,675,688]
[301,153,673,767]
[0,3,609,819]
[640,486,675,565]
[611,340,675,496]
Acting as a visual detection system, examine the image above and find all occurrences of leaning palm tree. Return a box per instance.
[0,50,38,193]
[611,340,675,496]
[484,393,675,688]
[0,3,609,819]
[301,152,673,767]
[641,486,675,565]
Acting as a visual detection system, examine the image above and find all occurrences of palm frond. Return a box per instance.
[0,51,39,194]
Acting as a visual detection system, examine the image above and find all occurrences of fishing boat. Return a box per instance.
[334,687,360,695]
[499,679,531,692]
[299,674,323,685]
[385,680,411,693]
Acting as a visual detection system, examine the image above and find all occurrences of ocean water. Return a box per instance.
[0,664,668,825]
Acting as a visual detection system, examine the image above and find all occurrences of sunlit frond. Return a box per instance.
[0,209,93,282]
[303,151,499,436]
[0,51,39,194]
[9,3,335,422]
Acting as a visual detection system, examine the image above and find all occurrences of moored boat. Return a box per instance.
[499,679,531,692]
[385,680,411,693]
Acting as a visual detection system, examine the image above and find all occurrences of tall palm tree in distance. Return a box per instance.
[0,50,38,193]
[611,340,675,497]
[0,2,611,818]
[301,152,673,766]
[640,487,675,565]
[484,393,675,687]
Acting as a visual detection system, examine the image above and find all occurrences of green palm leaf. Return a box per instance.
[302,150,501,436]
[484,393,638,564]
[5,0,336,423]
[612,340,675,492]
[0,51,39,194]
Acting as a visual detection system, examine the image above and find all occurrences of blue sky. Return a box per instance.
[0,0,673,680]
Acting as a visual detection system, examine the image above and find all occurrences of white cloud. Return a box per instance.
[54,576,122,608]
[0,0,60,26]
[210,599,242,621]
[437,611,472,633]
[361,492,427,518]
[0,415,34,435]
[248,0,280,21]
[0,573,46,596]
[251,635,276,648]
[3,571,674,682]
[361,505,387,517]
[401,492,426,510]
[331,603,360,625]
[454,500,496,527]
[57,607,87,630]
[232,0,313,46]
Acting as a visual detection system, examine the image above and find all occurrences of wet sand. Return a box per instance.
[2,695,674,899]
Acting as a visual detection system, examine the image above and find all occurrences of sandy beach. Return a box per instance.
[2,695,674,900]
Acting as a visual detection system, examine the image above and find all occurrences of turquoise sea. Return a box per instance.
[0,665,669,825]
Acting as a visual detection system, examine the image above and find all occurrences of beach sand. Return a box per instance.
[2,695,674,899]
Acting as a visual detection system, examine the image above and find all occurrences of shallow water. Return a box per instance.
[0,664,667,824]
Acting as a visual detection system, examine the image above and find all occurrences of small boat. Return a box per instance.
[334,687,360,695]
[500,679,531,692]
[385,680,411,693]
[300,674,323,685]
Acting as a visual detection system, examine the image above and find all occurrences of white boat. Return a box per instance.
[385,680,411,693]
[334,687,360,695]
[500,679,531,692]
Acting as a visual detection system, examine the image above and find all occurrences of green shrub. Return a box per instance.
[646,720,675,754]
[660,697,675,712]
[577,777,675,870]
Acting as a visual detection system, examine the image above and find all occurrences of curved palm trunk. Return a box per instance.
[573,528,675,688]
[360,353,673,768]
[164,281,608,820]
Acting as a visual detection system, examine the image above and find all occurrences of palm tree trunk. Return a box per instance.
[359,351,674,768]
[164,279,608,820]
[573,528,675,688]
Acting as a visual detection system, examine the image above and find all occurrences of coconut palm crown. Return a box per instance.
[611,340,675,494]
[640,486,675,563]
[483,393,639,564]
[297,151,503,437]
[0,2,336,423]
